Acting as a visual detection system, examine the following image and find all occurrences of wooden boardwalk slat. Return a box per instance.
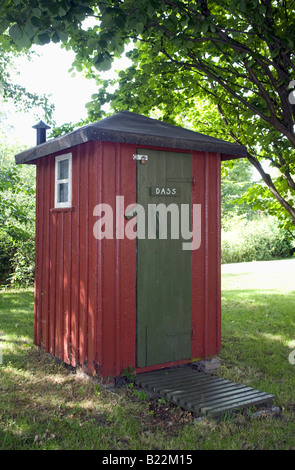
[177,383,249,406]
[193,388,258,411]
[135,366,275,419]
[137,366,193,378]
[159,378,229,397]
[139,374,208,389]
[204,393,275,418]
[151,376,223,394]
[168,379,232,401]
[137,369,205,385]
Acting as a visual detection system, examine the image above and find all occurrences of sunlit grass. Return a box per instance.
[0,261,295,450]
[222,258,295,292]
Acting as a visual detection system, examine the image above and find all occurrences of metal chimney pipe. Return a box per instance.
[32,120,51,145]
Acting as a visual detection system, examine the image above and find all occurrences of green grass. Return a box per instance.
[1,260,295,450]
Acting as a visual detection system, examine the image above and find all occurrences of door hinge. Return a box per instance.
[133,154,148,164]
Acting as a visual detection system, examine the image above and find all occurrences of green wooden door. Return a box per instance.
[136,149,192,367]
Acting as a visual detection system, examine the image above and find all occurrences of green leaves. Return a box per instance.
[37,33,51,45]
[9,24,22,42]
[93,52,112,71]
[1,0,97,51]
[0,135,37,286]
[271,48,280,59]
[136,23,145,35]
[30,16,42,28]
[1,0,295,228]
[0,50,55,122]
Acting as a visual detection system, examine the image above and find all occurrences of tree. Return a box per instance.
[1,0,295,228]
[0,47,55,284]
[0,47,56,285]
[221,159,255,220]
[0,130,36,285]
[0,49,55,123]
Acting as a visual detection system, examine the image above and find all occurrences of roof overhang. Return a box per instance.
[15,111,247,164]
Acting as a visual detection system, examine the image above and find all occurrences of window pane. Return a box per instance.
[58,183,69,203]
[58,159,69,180]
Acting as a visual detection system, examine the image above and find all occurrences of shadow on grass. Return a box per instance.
[1,288,295,449]
[0,290,192,450]
[0,290,34,341]
[0,347,117,450]
[220,289,295,396]
[0,346,194,450]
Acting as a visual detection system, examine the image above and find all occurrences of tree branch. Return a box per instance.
[247,154,295,223]
[217,103,295,223]
[273,146,295,191]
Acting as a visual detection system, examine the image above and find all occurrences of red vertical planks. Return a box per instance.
[203,152,221,357]
[78,144,89,370]
[63,206,71,365]
[216,153,222,354]
[191,151,206,359]
[203,151,210,357]
[206,152,221,356]
[49,216,57,356]
[87,141,99,375]
[33,140,222,378]
[70,147,79,366]
[96,142,103,375]
[101,142,116,377]
[34,159,41,347]
[55,211,62,359]
[41,157,51,352]
[209,153,221,356]
[114,142,121,377]
[118,144,137,374]
[191,151,221,359]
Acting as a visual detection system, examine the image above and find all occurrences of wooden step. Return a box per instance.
[135,366,275,419]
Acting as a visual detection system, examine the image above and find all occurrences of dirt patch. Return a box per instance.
[127,390,194,436]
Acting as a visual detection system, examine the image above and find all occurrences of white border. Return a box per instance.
[54,153,72,208]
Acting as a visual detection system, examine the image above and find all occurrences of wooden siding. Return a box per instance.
[34,141,137,377]
[34,142,221,378]
[191,151,221,359]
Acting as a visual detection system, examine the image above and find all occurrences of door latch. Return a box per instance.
[133,154,148,164]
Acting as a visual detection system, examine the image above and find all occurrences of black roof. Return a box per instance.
[15,111,247,164]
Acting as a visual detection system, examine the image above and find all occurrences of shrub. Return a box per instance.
[9,238,35,287]
[221,215,294,264]
[0,229,35,287]
[0,161,36,287]
[0,227,13,285]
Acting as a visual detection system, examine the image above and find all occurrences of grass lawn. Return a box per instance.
[0,259,295,450]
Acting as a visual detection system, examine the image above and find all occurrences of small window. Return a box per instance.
[55,153,72,208]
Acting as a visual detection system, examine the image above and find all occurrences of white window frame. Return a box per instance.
[54,153,72,208]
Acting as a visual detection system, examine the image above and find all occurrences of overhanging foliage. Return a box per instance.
[1,1,295,228]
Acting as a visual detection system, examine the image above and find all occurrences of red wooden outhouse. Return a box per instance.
[15,111,246,379]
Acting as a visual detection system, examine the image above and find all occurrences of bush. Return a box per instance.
[0,228,13,285]
[0,160,36,287]
[221,215,294,264]
[9,238,35,287]
[0,229,35,288]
